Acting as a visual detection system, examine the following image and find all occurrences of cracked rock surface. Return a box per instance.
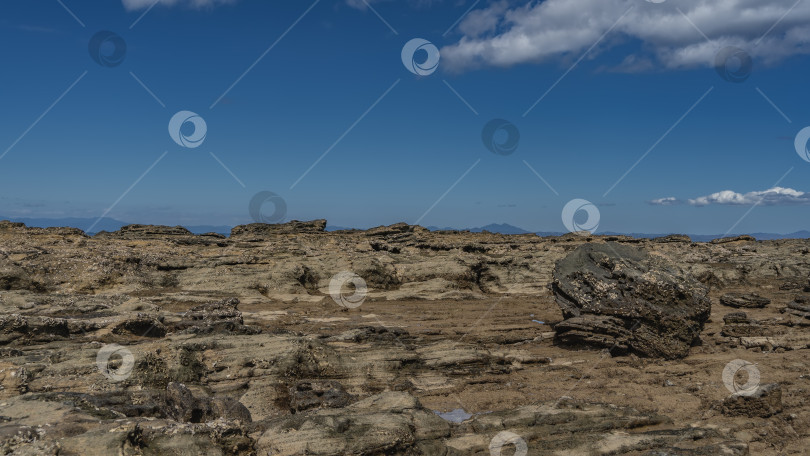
[0,220,809,454]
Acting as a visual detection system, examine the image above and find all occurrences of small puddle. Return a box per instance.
[433,408,472,423]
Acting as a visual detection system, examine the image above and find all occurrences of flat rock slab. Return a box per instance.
[552,242,711,359]
[720,292,771,309]
[257,392,748,456]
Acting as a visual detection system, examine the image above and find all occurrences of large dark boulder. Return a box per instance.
[551,242,711,359]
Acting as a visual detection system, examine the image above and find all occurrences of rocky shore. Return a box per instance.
[0,220,808,454]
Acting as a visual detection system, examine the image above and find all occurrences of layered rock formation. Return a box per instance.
[0,220,808,454]
[551,242,711,359]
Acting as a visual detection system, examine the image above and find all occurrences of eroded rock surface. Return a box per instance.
[722,383,784,418]
[0,220,808,454]
[551,242,711,359]
[721,292,771,309]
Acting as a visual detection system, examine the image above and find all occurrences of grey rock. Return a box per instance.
[721,311,771,337]
[720,292,771,309]
[551,242,711,359]
[164,382,251,424]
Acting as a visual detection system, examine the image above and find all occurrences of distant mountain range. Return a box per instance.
[1,216,808,241]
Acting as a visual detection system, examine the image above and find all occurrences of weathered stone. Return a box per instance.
[164,382,251,424]
[96,224,193,238]
[0,315,69,345]
[720,311,772,337]
[551,242,711,359]
[230,219,326,237]
[289,380,355,412]
[111,313,167,338]
[257,392,449,455]
[0,221,805,454]
[653,234,692,243]
[711,235,756,244]
[720,292,771,308]
[171,298,260,335]
[722,383,783,418]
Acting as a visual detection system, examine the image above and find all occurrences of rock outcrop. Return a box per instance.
[551,242,711,359]
[230,219,327,237]
[0,221,808,454]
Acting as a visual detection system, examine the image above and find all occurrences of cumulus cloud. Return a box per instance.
[688,187,810,206]
[649,197,681,206]
[441,0,810,72]
[122,0,236,11]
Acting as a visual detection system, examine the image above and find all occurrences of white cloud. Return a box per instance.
[458,0,509,37]
[122,0,236,11]
[441,0,810,72]
[649,197,681,206]
[688,187,810,206]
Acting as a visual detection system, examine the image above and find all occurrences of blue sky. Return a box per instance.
[1,0,809,234]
